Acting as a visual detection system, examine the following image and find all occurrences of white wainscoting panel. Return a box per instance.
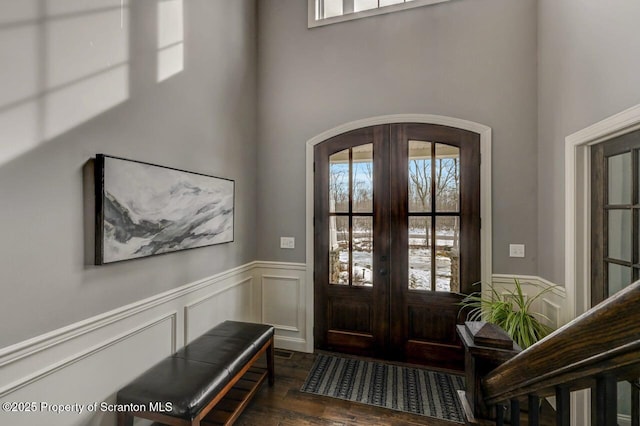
[492,274,568,328]
[254,262,308,352]
[262,275,300,332]
[0,263,256,426]
[183,277,255,345]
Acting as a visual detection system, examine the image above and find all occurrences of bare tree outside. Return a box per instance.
[408,142,460,292]
[329,146,374,287]
[329,143,461,292]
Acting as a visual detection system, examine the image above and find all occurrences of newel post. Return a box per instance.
[457,321,521,421]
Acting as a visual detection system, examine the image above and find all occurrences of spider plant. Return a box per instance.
[460,278,555,349]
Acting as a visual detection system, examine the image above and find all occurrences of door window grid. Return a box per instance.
[329,144,373,287]
[408,140,461,292]
[603,148,640,297]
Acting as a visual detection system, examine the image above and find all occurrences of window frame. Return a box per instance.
[308,0,451,28]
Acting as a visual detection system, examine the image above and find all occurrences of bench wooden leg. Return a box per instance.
[267,337,275,386]
[118,412,133,426]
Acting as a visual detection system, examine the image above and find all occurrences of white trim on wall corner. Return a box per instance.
[306,114,492,352]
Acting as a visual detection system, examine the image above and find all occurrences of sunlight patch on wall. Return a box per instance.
[0,3,40,165]
[44,1,129,140]
[0,0,130,165]
[0,0,39,25]
[157,0,184,83]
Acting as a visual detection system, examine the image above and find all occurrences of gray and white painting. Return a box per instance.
[96,155,234,264]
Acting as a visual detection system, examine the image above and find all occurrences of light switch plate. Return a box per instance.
[280,237,295,249]
[509,244,525,258]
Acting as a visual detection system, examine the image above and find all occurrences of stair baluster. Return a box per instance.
[632,379,639,426]
[528,394,539,426]
[510,399,520,426]
[593,375,617,426]
[495,404,505,426]
[556,385,570,426]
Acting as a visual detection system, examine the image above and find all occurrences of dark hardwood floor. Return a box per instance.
[235,351,462,426]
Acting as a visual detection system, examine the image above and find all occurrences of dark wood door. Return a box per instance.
[589,130,640,422]
[314,126,389,354]
[389,124,480,368]
[591,131,640,305]
[314,123,481,370]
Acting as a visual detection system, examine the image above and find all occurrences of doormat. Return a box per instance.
[300,354,465,423]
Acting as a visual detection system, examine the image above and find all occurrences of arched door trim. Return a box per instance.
[304,114,492,352]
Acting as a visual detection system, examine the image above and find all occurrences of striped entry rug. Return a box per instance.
[301,354,466,423]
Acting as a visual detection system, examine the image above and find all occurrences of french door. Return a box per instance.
[591,131,640,304]
[590,128,640,423]
[314,123,480,369]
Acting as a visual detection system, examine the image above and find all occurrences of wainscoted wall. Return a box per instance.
[0,261,568,425]
[253,262,309,353]
[0,263,258,426]
[491,274,568,329]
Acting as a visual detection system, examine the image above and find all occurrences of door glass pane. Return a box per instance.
[435,143,460,212]
[608,263,632,297]
[352,216,373,287]
[436,216,460,292]
[329,149,349,213]
[608,152,631,205]
[608,209,631,262]
[618,381,631,418]
[409,216,432,291]
[329,216,349,285]
[353,144,373,213]
[409,140,432,213]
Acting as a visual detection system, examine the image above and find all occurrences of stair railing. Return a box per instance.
[481,279,640,426]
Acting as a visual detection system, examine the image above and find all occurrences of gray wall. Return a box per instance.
[537,0,640,285]
[0,0,257,347]
[257,0,539,276]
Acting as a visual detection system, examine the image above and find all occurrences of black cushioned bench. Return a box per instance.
[117,320,274,426]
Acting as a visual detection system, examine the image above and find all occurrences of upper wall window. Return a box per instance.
[308,0,450,28]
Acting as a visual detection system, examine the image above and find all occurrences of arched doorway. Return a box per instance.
[313,122,483,369]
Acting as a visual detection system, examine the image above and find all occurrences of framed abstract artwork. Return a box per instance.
[95,154,234,264]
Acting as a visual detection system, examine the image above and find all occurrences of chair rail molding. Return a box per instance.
[306,114,493,352]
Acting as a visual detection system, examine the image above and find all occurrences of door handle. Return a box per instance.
[379,269,388,276]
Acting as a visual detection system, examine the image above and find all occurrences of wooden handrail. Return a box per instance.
[483,279,640,406]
